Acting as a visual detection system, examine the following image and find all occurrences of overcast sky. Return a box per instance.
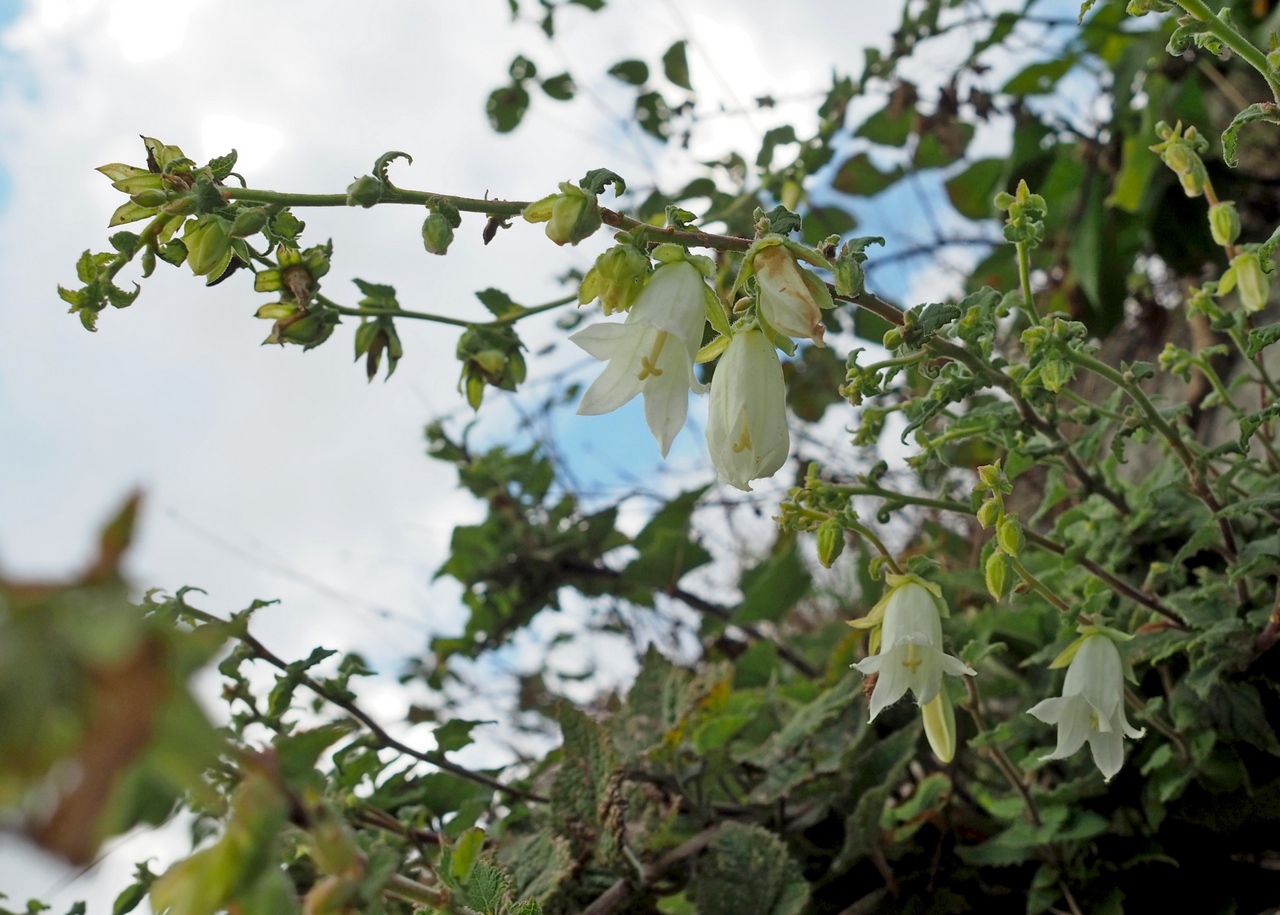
[0,0,1043,906]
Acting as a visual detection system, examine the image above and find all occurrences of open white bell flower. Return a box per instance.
[570,254,710,457]
[851,575,975,721]
[705,328,790,490]
[736,236,834,347]
[1027,631,1144,782]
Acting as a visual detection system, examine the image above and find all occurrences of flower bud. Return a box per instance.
[997,515,1024,557]
[985,550,1007,600]
[882,327,903,350]
[522,181,601,246]
[229,207,269,238]
[182,215,232,278]
[976,500,1000,530]
[1237,252,1270,312]
[921,689,957,763]
[1178,157,1207,198]
[1209,201,1241,247]
[130,188,168,208]
[579,244,652,315]
[422,212,455,255]
[1040,358,1073,393]
[817,518,845,569]
[345,174,385,208]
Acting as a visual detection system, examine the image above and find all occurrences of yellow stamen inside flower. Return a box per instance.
[731,416,753,454]
[1089,710,1100,731]
[902,643,923,674]
[637,331,668,381]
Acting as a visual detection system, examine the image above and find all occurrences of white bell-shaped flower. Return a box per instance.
[852,576,975,720]
[1027,632,1144,782]
[705,328,790,490]
[571,256,709,457]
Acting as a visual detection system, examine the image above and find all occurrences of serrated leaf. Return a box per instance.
[692,823,808,915]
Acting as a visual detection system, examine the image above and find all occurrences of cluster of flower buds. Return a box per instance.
[1150,120,1210,198]
[570,221,836,490]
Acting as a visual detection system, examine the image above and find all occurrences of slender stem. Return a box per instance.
[181,605,547,803]
[1007,555,1072,613]
[382,874,449,909]
[324,293,577,329]
[849,521,904,575]
[1173,0,1280,103]
[1016,241,1041,321]
[601,208,752,251]
[226,185,530,216]
[1125,687,1191,761]
[1066,348,1238,560]
[1023,530,1188,628]
[962,677,1041,827]
[832,484,972,515]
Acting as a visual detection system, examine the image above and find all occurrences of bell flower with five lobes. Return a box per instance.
[735,236,834,347]
[1027,629,1144,782]
[850,574,975,721]
[705,327,790,490]
[570,247,712,457]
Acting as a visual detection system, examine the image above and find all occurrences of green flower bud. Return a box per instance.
[882,327,904,350]
[985,550,1008,601]
[997,515,1024,557]
[579,243,652,315]
[422,212,455,255]
[833,256,865,299]
[976,500,1000,530]
[817,518,845,569]
[1178,157,1208,198]
[921,689,957,763]
[130,188,168,208]
[1040,358,1073,393]
[1208,201,1241,248]
[346,174,385,208]
[522,181,601,246]
[228,207,269,238]
[182,215,232,277]
[1233,251,1270,312]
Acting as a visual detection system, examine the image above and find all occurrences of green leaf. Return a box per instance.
[458,860,512,915]
[635,90,671,140]
[914,121,974,169]
[832,153,904,197]
[607,59,649,85]
[452,827,486,882]
[692,823,808,915]
[662,40,691,90]
[1222,101,1280,168]
[540,73,575,101]
[946,158,1004,219]
[551,705,618,842]
[486,83,530,133]
[580,167,626,196]
[856,102,914,147]
[1246,321,1280,358]
[1106,135,1160,212]
[434,718,493,754]
[1002,56,1076,95]
[476,287,523,319]
[756,126,797,169]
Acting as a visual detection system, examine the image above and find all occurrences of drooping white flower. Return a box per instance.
[736,236,834,347]
[851,575,975,720]
[570,253,710,457]
[705,328,790,490]
[1027,631,1144,782]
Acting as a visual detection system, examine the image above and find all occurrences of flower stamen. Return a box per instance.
[902,643,923,674]
[637,331,668,381]
[731,417,753,454]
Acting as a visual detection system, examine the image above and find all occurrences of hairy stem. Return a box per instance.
[1173,0,1280,103]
